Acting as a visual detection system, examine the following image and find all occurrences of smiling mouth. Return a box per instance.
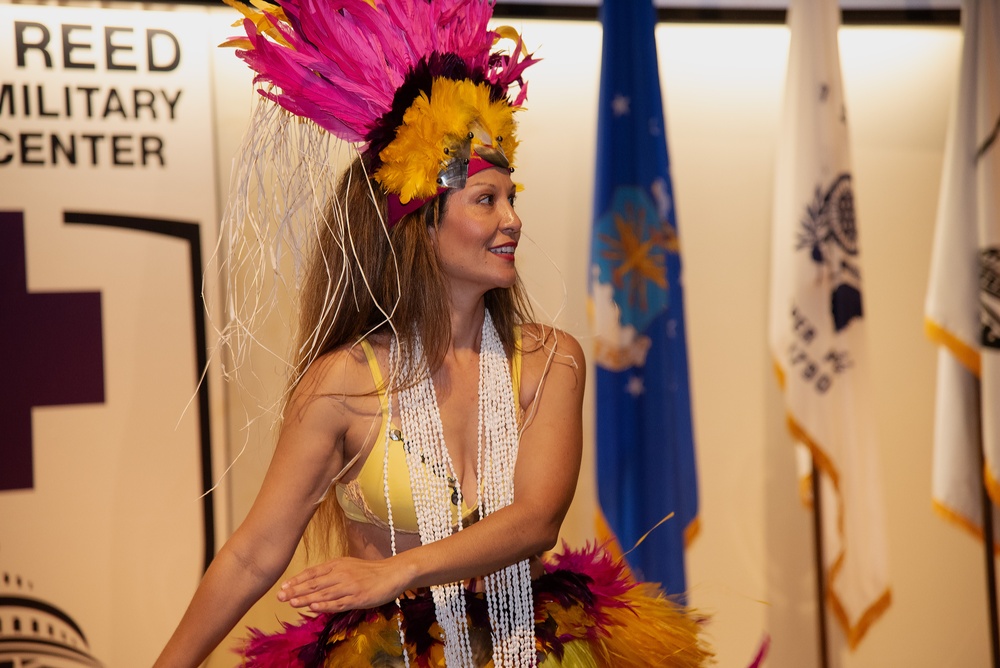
[489,245,516,258]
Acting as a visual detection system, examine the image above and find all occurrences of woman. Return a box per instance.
[156,0,711,665]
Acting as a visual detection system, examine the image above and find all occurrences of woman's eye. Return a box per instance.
[508,195,516,207]
[479,194,495,205]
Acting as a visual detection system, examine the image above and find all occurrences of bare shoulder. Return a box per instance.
[520,323,585,368]
[287,339,383,418]
[518,324,586,407]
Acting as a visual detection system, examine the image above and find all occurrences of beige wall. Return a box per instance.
[205,15,985,668]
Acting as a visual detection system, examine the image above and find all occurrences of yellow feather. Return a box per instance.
[493,25,529,55]
[221,0,292,49]
[375,78,521,202]
[323,612,406,668]
[542,640,600,668]
[594,584,713,667]
[220,36,253,49]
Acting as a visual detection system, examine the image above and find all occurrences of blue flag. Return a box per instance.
[589,0,698,597]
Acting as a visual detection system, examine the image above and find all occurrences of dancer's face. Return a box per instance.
[432,167,522,295]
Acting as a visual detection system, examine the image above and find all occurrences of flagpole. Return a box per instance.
[811,462,830,668]
[978,446,1000,668]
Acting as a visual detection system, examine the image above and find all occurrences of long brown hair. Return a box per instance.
[292,156,532,389]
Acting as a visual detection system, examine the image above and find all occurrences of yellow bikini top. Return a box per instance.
[335,331,522,534]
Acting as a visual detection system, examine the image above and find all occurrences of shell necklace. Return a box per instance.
[386,310,536,667]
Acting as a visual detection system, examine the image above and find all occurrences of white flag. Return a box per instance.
[769,0,891,648]
[926,0,1000,542]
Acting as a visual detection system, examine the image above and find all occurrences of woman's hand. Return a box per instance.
[278,556,411,613]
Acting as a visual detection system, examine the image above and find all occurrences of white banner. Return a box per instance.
[0,4,226,666]
[926,0,1000,543]
[769,0,891,649]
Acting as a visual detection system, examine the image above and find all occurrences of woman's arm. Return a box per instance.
[278,327,586,612]
[153,353,363,667]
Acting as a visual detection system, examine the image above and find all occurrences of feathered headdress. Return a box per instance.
[223,0,537,225]
[211,0,539,404]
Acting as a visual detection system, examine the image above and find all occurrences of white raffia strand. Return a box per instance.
[203,92,405,492]
[198,95,347,492]
[213,95,335,376]
[390,311,535,667]
[206,92,388,414]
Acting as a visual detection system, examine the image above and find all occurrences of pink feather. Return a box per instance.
[545,541,636,607]
[238,612,329,667]
[228,0,534,144]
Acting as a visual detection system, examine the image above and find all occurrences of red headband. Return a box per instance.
[385,157,503,228]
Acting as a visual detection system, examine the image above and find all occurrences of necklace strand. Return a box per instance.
[384,341,411,668]
[386,312,535,667]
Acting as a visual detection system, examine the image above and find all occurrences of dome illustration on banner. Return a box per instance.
[0,567,103,667]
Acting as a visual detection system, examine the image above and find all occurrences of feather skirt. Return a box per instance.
[238,544,712,667]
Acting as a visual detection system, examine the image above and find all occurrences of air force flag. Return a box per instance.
[590,0,698,597]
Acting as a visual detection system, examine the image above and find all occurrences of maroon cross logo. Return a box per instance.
[1,211,105,491]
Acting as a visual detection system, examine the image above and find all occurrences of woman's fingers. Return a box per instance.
[276,557,403,611]
[305,594,357,613]
[281,562,330,589]
[278,565,338,604]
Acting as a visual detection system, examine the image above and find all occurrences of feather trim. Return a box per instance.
[237,544,713,667]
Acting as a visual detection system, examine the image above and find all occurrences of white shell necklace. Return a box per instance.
[386,310,536,667]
